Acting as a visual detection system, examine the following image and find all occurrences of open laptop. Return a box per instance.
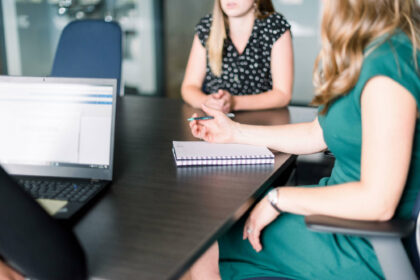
[0,76,117,219]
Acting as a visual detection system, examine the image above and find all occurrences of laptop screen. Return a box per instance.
[0,76,117,180]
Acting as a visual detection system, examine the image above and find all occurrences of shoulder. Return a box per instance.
[362,33,419,93]
[365,33,413,64]
[265,12,291,29]
[356,32,420,105]
[258,13,290,30]
[195,14,213,47]
[196,14,213,30]
[256,12,291,45]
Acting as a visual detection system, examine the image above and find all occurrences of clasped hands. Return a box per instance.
[204,89,234,113]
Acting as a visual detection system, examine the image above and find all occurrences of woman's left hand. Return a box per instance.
[243,196,281,252]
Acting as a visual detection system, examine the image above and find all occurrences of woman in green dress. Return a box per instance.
[188,0,420,279]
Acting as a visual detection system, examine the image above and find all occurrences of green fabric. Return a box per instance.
[219,32,420,279]
[318,31,420,219]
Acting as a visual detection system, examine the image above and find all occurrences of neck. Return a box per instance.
[228,10,255,36]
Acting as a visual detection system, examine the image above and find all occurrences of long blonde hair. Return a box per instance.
[312,0,420,114]
[207,0,275,76]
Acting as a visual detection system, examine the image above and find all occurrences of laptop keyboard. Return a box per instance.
[18,179,104,203]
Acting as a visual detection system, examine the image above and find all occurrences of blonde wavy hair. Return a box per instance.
[207,0,275,76]
[312,0,420,114]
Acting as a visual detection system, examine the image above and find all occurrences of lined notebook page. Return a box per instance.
[172,141,274,166]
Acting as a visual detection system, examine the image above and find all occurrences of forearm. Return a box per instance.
[233,119,326,154]
[181,84,208,109]
[277,182,393,221]
[232,89,291,111]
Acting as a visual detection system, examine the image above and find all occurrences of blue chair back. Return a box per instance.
[51,19,122,93]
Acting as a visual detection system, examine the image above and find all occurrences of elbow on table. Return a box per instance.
[181,84,201,108]
[273,88,291,108]
[180,84,189,103]
[282,93,292,107]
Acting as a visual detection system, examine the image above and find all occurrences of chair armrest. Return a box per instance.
[305,215,414,238]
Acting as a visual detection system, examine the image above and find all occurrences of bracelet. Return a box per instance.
[267,188,282,213]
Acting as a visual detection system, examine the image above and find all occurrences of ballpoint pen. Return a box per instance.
[187,113,235,121]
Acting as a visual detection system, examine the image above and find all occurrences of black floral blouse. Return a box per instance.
[195,12,291,95]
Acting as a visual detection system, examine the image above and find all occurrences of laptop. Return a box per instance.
[0,76,117,219]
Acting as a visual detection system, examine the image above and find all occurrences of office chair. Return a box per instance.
[51,19,122,94]
[306,191,420,280]
[242,189,418,280]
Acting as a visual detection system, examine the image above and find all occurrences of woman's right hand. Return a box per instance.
[189,104,238,143]
[204,90,233,113]
[0,261,24,280]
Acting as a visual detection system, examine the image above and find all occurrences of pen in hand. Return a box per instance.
[187,113,235,122]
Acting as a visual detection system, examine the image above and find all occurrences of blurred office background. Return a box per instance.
[4,0,404,104]
[1,0,418,198]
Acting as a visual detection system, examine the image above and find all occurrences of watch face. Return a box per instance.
[268,188,278,204]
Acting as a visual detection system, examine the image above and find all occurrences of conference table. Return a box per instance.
[74,96,316,280]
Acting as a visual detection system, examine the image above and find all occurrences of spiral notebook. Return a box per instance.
[172,141,274,167]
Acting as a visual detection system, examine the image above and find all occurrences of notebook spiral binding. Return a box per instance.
[172,141,275,167]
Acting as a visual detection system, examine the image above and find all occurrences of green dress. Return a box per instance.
[218,32,420,280]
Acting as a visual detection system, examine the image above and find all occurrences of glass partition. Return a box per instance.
[0,0,163,95]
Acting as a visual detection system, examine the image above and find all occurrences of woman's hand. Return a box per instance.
[243,196,281,252]
[189,104,238,143]
[0,261,24,280]
[204,90,234,113]
[215,90,234,113]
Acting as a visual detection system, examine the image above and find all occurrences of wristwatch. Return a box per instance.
[267,188,282,213]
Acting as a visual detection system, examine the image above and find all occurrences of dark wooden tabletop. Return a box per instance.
[74,96,308,280]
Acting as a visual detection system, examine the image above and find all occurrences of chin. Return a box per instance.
[224,10,244,17]
[223,9,252,18]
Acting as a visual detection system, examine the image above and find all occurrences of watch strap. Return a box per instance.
[270,200,282,213]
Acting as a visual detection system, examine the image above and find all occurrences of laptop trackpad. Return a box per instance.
[37,199,68,216]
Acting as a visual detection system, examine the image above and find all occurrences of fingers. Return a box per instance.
[201,104,223,118]
[205,98,224,111]
[222,104,231,114]
[202,128,211,142]
[249,227,262,252]
[189,113,206,139]
[243,218,263,252]
[195,124,208,140]
[189,113,198,127]
[190,121,213,142]
[190,122,200,138]
[212,90,224,99]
